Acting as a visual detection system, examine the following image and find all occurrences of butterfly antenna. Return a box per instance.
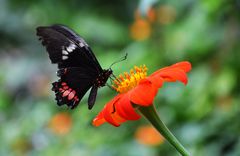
[109,53,128,69]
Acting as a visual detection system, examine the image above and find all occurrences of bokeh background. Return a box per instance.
[0,0,240,156]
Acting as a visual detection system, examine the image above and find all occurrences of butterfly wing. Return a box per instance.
[53,67,96,109]
[36,24,103,109]
[49,25,102,70]
[36,24,102,72]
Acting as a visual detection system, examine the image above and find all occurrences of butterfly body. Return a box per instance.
[36,24,112,109]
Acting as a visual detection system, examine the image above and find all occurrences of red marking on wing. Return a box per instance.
[62,82,67,86]
[68,91,75,100]
[52,81,80,108]
[63,86,69,90]
[74,96,79,101]
[60,84,79,102]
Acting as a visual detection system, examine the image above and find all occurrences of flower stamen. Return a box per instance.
[112,65,148,93]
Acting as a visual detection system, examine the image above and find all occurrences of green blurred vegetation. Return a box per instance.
[0,0,240,156]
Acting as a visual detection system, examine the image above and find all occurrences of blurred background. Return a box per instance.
[0,0,240,155]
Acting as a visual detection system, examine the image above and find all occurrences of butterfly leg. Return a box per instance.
[109,76,115,85]
[111,74,121,83]
[106,83,115,91]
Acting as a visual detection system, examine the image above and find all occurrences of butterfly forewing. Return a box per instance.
[37,25,101,70]
[36,24,110,109]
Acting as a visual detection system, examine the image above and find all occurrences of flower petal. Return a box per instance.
[153,68,189,85]
[149,62,191,85]
[171,61,192,72]
[147,75,164,88]
[92,111,106,127]
[102,96,122,127]
[111,112,126,124]
[93,94,122,127]
[115,94,141,120]
[151,61,191,77]
[130,79,158,106]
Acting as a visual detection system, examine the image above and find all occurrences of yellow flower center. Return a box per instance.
[112,65,148,93]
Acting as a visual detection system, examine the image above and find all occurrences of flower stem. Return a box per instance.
[138,104,190,156]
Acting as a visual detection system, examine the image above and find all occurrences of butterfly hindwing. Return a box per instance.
[53,67,96,109]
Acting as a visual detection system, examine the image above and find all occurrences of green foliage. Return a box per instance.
[0,0,239,155]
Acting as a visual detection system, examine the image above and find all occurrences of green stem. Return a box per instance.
[138,104,190,156]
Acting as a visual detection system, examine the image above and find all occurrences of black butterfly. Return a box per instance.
[36,24,113,110]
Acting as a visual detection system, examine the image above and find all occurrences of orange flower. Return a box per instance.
[147,7,157,23]
[48,112,72,135]
[93,61,191,127]
[130,18,151,41]
[134,7,157,23]
[130,7,157,41]
[135,125,164,146]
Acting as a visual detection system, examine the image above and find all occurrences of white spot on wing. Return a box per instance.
[66,44,76,52]
[62,50,68,55]
[79,42,85,47]
[79,38,89,47]
[62,56,68,60]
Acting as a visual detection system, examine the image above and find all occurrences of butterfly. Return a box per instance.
[36,24,113,110]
